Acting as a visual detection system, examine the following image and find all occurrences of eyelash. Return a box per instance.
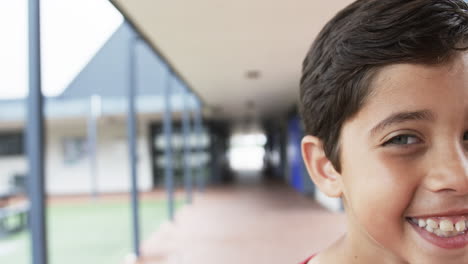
[383,132,468,147]
[382,134,421,146]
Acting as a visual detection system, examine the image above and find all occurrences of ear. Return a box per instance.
[301,135,342,198]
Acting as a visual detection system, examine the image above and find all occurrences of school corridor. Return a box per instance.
[134,175,346,264]
[0,1,353,264]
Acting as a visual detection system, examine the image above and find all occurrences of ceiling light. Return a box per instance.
[245,70,261,80]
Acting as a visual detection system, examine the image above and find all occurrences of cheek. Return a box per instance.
[342,151,420,246]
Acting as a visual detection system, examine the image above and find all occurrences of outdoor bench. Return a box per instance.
[0,201,30,237]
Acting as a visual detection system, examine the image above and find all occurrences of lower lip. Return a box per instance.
[407,219,468,249]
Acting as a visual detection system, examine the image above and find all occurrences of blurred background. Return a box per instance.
[0,1,352,263]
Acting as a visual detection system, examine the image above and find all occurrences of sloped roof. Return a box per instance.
[0,23,198,122]
[59,23,173,99]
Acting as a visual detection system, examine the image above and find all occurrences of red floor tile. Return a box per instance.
[135,180,346,264]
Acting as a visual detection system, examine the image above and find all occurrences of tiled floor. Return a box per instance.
[134,178,346,264]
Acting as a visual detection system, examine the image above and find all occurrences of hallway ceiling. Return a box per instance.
[111,0,354,120]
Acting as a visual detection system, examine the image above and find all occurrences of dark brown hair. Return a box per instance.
[300,0,468,172]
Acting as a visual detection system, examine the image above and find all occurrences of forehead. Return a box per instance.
[356,54,468,123]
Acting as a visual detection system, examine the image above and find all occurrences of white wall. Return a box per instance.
[46,118,153,195]
[315,190,342,212]
[0,117,154,195]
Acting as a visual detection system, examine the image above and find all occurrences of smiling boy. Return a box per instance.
[299,0,468,263]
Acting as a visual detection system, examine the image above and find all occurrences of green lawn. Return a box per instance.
[0,198,183,264]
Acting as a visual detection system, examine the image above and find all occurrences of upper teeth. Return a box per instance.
[411,218,468,237]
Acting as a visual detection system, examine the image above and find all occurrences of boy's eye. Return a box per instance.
[383,134,420,146]
[463,132,468,141]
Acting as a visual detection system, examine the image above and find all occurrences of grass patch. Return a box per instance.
[0,198,184,264]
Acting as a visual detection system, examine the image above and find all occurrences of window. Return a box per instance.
[63,137,87,164]
[0,131,24,156]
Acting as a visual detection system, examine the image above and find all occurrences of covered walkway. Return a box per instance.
[2,1,353,263]
[136,176,346,264]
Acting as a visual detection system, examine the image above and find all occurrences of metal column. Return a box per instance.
[27,0,48,263]
[194,100,205,192]
[127,36,141,258]
[163,70,175,221]
[181,87,193,204]
[87,95,101,198]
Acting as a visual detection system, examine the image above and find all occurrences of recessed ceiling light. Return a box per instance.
[212,105,223,113]
[245,70,261,80]
[246,100,255,110]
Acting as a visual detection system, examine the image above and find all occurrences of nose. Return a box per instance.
[424,144,468,195]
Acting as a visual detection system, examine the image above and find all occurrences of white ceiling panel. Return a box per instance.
[111,0,354,120]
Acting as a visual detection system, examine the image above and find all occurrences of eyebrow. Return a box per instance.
[369,110,435,137]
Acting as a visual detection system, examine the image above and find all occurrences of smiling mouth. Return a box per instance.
[406,216,468,249]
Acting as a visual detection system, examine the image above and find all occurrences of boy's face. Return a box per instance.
[339,54,468,263]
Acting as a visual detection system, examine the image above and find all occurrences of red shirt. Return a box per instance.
[299,254,316,264]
